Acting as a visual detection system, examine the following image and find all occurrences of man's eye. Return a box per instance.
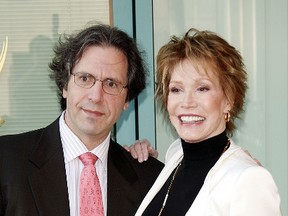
[105,80,118,88]
[79,74,90,82]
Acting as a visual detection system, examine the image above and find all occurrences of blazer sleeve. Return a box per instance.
[230,166,282,216]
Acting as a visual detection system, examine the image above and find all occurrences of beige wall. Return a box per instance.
[0,0,110,135]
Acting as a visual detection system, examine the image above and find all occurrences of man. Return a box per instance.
[0,24,163,216]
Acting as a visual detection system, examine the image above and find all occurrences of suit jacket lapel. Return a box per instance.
[28,119,70,216]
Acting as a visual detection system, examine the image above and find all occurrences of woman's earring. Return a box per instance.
[224,111,231,122]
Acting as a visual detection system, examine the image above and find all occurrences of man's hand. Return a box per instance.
[124,139,158,163]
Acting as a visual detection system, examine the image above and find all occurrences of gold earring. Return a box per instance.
[224,111,231,122]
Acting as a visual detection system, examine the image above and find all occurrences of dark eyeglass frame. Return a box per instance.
[72,72,127,96]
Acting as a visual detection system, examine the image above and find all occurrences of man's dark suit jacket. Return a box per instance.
[0,118,164,216]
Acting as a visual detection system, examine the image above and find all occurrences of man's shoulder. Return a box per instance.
[108,140,163,191]
[0,118,59,149]
[0,128,42,143]
[108,140,164,170]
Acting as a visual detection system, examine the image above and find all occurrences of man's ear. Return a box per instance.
[123,102,129,111]
[63,88,68,98]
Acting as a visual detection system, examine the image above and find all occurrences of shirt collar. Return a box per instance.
[59,111,110,166]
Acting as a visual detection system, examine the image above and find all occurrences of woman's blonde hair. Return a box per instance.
[155,28,248,136]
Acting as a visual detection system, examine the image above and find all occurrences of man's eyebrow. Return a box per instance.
[102,77,126,85]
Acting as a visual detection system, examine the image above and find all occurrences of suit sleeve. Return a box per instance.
[230,166,282,216]
[0,183,3,216]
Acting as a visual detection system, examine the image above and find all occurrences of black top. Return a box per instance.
[142,131,228,216]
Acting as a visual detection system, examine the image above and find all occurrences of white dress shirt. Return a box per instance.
[59,112,109,216]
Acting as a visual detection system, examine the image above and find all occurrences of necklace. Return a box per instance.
[222,139,231,154]
[157,160,182,216]
[157,139,230,216]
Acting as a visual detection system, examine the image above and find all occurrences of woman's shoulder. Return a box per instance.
[211,141,275,185]
[223,141,259,167]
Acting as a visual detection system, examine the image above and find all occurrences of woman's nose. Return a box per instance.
[181,91,197,108]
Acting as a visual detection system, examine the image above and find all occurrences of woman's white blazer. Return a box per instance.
[135,139,282,216]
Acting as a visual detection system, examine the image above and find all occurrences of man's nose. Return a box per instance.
[88,81,104,103]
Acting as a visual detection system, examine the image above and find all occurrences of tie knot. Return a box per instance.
[79,152,98,166]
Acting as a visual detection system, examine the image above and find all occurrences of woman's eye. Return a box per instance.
[169,87,181,93]
[198,86,209,91]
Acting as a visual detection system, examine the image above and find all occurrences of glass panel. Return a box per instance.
[0,0,110,135]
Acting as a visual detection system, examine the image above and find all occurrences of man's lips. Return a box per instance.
[83,108,104,117]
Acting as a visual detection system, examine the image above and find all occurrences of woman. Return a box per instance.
[135,29,281,215]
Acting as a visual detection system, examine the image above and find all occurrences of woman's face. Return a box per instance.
[167,59,231,143]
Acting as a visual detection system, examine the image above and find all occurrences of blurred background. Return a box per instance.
[0,0,287,214]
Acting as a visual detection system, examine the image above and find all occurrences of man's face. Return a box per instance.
[63,46,129,148]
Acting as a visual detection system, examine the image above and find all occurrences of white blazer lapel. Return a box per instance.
[135,139,183,216]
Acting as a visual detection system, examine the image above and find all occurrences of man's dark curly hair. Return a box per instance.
[49,23,147,111]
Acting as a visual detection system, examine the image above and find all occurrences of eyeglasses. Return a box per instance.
[72,72,127,95]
